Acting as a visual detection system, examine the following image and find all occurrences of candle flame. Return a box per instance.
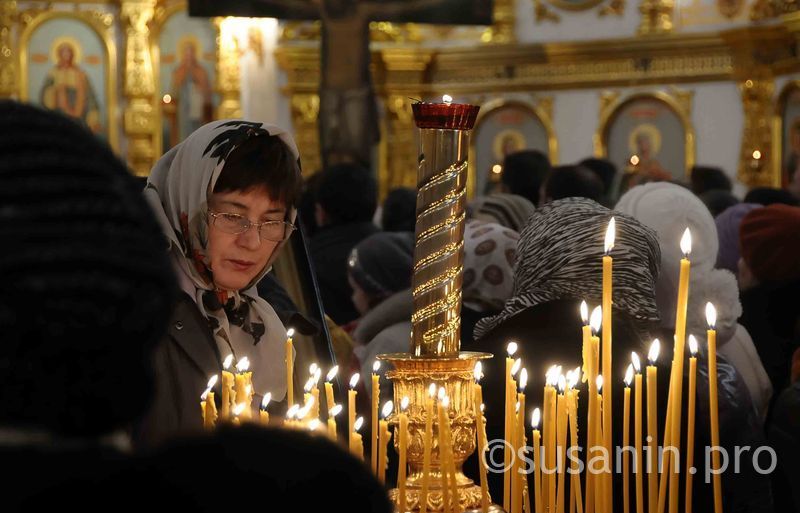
[298,399,313,420]
[507,341,518,356]
[206,375,219,389]
[236,357,250,373]
[590,306,602,334]
[680,228,692,257]
[568,367,580,389]
[372,361,381,373]
[442,395,450,408]
[262,392,272,410]
[511,358,522,376]
[531,407,541,429]
[624,364,634,386]
[689,335,698,356]
[304,377,314,392]
[329,404,343,417]
[401,396,410,411]
[705,302,717,329]
[474,362,483,382]
[309,363,318,376]
[381,401,394,419]
[580,300,589,324]
[326,365,339,382]
[287,404,300,419]
[515,400,520,413]
[438,387,446,401]
[309,419,321,431]
[223,354,234,370]
[519,368,528,390]
[233,403,246,417]
[442,94,453,104]
[313,368,322,384]
[429,383,437,397]
[752,150,762,160]
[349,373,360,389]
[480,403,485,413]
[557,374,566,393]
[354,416,364,431]
[648,339,661,364]
[596,375,604,392]
[200,388,211,401]
[286,328,295,338]
[604,217,616,254]
[245,384,252,396]
[631,352,641,373]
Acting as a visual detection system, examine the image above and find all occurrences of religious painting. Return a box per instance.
[778,85,800,188]
[22,15,113,146]
[472,101,554,197]
[156,10,217,151]
[603,95,689,195]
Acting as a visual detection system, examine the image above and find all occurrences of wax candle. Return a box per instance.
[566,369,583,513]
[348,373,360,451]
[685,336,699,513]
[372,361,381,475]
[581,301,591,383]
[378,400,393,483]
[602,218,615,513]
[285,328,295,407]
[285,403,299,427]
[505,342,519,512]
[235,357,252,419]
[646,340,660,513]
[232,402,246,426]
[556,375,568,513]
[328,403,342,441]
[515,369,529,513]
[586,307,601,513]
[595,375,605,513]
[260,392,272,426]
[474,364,490,513]
[623,364,633,513]
[438,388,452,513]
[352,416,365,459]
[532,408,543,513]
[325,365,339,417]
[706,303,722,513]
[545,366,559,513]
[668,229,692,513]
[443,394,461,513]
[420,383,436,513]
[200,375,218,429]
[221,354,235,420]
[632,354,644,513]
[398,397,410,513]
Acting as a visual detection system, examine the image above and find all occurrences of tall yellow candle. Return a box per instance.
[325,365,338,417]
[443,394,461,513]
[285,329,295,407]
[352,416,365,459]
[328,403,342,440]
[586,308,601,513]
[348,373,360,453]
[623,365,634,513]
[372,361,381,475]
[602,218,615,513]
[235,357,252,419]
[378,400,393,483]
[420,384,436,513]
[532,409,543,513]
[474,364,490,513]
[438,388,452,513]
[706,303,723,513]
[633,355,644,513]
[398,397,410,513]
[669,229,692,513]
[685,336,699,513]
[544,366,559,513]
[505,342,519,512]
[646,341,660,513]
[221,354,235,420]
[515,369,529,513]
[259,392,272,426]
[556,376,568,513]
[566,370,583,513]
[595,376,605,513]
[201,375,218,429]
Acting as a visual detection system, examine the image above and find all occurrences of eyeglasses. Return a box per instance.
[208,211,295,242]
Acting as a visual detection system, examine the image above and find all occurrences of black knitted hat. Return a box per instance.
[0,101,177,437]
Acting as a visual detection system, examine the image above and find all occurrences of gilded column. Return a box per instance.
[0,1,18,98]
[737,77,776,187]
[290,93,321,173]
[121,0,157,176]
[215,17,243,120]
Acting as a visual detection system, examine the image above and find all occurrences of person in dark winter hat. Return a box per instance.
[743,187,799,207]
[347,231,414,316]
[700,189,740,217]
[715,203,762,275]
[501,150,551,206]
[690,165,732,195]
[0,100,177,507]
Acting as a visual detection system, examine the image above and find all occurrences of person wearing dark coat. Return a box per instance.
[463,198,772,513]
[137,119,303,448]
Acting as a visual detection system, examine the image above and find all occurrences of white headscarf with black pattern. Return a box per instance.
[474,197,661,340]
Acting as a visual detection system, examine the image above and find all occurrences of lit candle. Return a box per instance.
[515,369,529,513]
[505,341,519,512]
[669,229,692,513]
[581,301,591,384]
[221,354,235,420]
[438,388,452,513]
[685,336,699,513]
[474,364,490,513]
[398,396,410,513]
[328,403,342,441]
[378,400,393,483]
[352,416,365,459]
[231,402,246,426]
[235,357,252,419]
[646,340,660,513]
[566,368,583,513]
[632,353,644,513]
[602,217,615,513]
[622,365,633,513]
[325,365,339,418]
[372,361,381,475]
[309,364,322,420]
[201,375,219,429]
[532,408,543,513]
[420,383,437,513]
[545,366,559,513]
[586,307,602,513]
[595,375,605,513]
[706,303,722,513]
[259,392,272,426]
[443,393,461,513]
[285,403,299,427]
[556,375,568,513]
[348,373,360,453]
[285,328,295,407]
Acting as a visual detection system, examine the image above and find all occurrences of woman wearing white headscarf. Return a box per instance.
[137,120,302,447]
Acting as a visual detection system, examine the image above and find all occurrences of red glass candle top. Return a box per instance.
[412,100,480,130]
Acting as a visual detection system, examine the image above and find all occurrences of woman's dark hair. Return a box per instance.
[213,134,303,208]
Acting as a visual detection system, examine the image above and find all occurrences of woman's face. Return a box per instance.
[207,187,286,291]
[348,273,372,316]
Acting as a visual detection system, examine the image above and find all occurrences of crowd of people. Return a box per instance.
[2,100,799,512]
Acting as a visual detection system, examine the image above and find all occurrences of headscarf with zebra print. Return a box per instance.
[474,197,662,340]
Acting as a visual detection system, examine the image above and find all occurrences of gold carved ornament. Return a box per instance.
[215,16,243,120]
[0,1,18,98]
